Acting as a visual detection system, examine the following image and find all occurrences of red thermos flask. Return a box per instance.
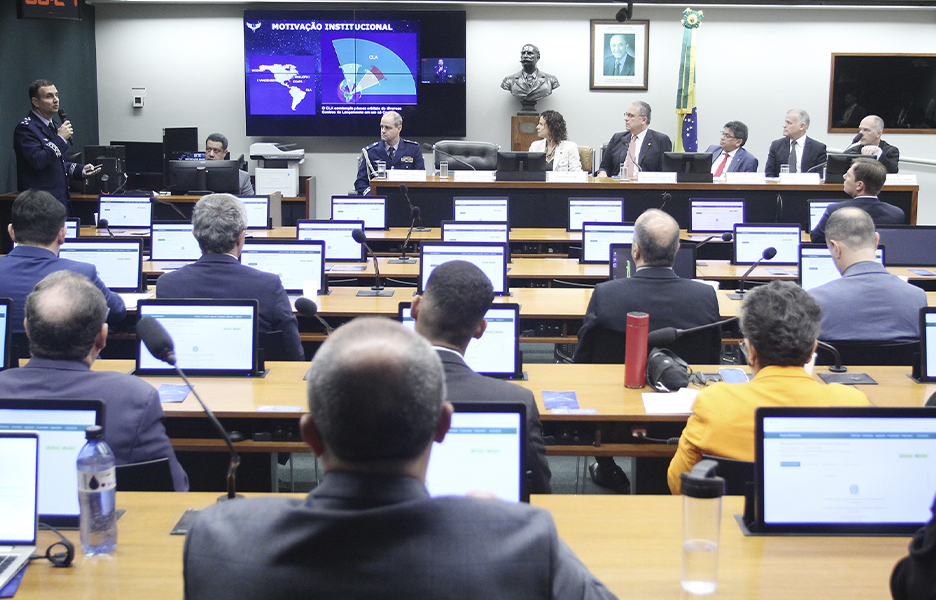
[624,312,649,388]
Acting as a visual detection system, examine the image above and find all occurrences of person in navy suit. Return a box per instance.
[411,260,552,494]
[843,115,899,173]
[602,34,635,76]
[155,194,304,361]
[354,111,424,194]
[0,190,126,345]
[205,132,254,196]
[0,270,188,491]
[764,109,827,177]
[810,159,905,244]
[13,80,99,209]
[705,120,759,175]
[597,101,673,178]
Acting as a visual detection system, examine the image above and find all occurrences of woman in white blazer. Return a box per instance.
[528,110,583,172]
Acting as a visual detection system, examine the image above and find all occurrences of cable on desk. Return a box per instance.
[30,522,74,567]
[385,278,417,287]
[551,280,596,288]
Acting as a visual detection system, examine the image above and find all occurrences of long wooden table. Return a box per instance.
[14,492,912,600]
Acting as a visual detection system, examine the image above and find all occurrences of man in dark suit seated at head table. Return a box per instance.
[764,108,827,177]
[597,100,673,178]
[183,317,617,600]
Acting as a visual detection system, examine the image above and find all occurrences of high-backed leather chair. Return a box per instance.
[433,141,499,170]
[816,340,918,366]
[577,146,594,174]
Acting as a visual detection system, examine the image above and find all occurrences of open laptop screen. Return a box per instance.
[58,239,144,292]
[733,224,801,265]
[0,399,104,528]
[0,432,38,546]
[920,308,936,383]
[331,196,386,230]
[799,244,884,291]
[240,196,270,229]
[150,222,200,261]
[296,220,365,262]
[454,197,509,223]
[808,200,837,231]
[582,222,635,263]
[136,300,258,376]
[877,226,936,267]
[65,218,80,239]
[240,240,326,294]
[609,243,696,280]
[689,199,744,233]
[568,198,623,231]
[756,406,936,535]
[425,402,526,502]
[98,196,152,228]
[0,299,11,371]
[442,221,509,244]
[419,243,508,295]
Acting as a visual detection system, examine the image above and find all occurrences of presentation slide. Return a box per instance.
[99,197,151,228]
[331,197,386,229]
[151,224,200,261]
[297,223,362,261]
[58,243,139,290]
[454,198,508,222]
[421,245,505,293]
[138,305,255,371]
[0,436,38,541]
[442,223,509,244]
[241,243,324,292]
[735,227,801,264]
[569,199,623,230]
[583,224,635,262]
[691,201,744,232]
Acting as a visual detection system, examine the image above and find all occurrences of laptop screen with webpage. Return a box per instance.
[441,221,509,244]
[689,199,744,233]
[419,243,508,295]
[296,220,365,262]
[0,299,11,371]
[0,432,38,546]
[609,243,696,280]
[58,239,144,292]
[808,200,837,231]
[331,196,386,229]
[0,399,103,528]
[98,196,152,228]
[240,240,326,294]
[136,300,258,376]
[65,218,80,239]
[582,222,635,263]
[240,196,270,229]
[568,198,623,231]
[919,308,936,382]
[799,244,884,291]
[454,197,509,223]
[733,224,801,265]
[150,222,201,261]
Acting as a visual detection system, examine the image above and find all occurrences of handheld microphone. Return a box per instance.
[693,231,733,250]
[95,218,115,237]
[57,109,73,146]
[137,317,242,501]
[351,229,393,297]
[389,205,420,264]
[728,247,776,300]
[294,297,334,335]
[815,340,848,373]
[400,184,429,232]
[647,316,739,348]
[421,142,477,171]
[150,192,188,220]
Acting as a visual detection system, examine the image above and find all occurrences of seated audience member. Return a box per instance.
[529,109,582,172]
[596,101,673,178]
[810,159,904,244]
[666,281,869,494]
[575,209,720,493]
[183,318,617,600]
[412,260,551,494]
[705,120,759,175]
[810,207,926,343]
[205,132,254,196]
[764,109,827,177]
[0,271,188,491]
[354,111,424,194]
[892,492,936,600]
[0,189,126,339]
[844,115,899,173]
[155,193,303,360]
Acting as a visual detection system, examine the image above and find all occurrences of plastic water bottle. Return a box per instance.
[77,425,117,555]
[680,459,725,594]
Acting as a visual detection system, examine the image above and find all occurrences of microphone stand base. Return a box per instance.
[388,257,417,264]
[217,493,245,503]
[726,292,746,300]
[413,227,431,232]
[356,289,395,297]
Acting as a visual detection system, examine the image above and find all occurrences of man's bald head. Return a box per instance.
[633,209,680,267]
[25,271,108,361]
[306,317,446,465]
[825,207,877,252]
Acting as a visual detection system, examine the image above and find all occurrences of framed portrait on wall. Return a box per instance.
[590,20,649,91]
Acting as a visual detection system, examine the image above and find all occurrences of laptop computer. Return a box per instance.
[136,299,260,377]
[752,406,936,535]
[296,220,365,262]
[568,198,624,231]
[150,222,200,261]
[689,199,745,233]
[609,243,697,280]
[240,240,327,295]
[453,197,509,224]
[877,226,936,267]
[807,200,837,231]
[331,196,387,230]
[732,224,801,265]
[0,399,104,529]
[918,308,936,383]
[400,302,523,379]
[441,221,509,244]
[0,299,11,371]
[581,222,636,264]
[425,402,528,502]
[419,242,509,296]
[65,218,80,239]
[58,238,146,292]
[798,244,884,291]
[240,196,271,230]
[98,195,153,229]
[0,431,38,589]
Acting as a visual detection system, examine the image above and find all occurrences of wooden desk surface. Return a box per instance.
[16,492,911,600]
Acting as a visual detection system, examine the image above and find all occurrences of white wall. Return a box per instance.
[95,4,936,222]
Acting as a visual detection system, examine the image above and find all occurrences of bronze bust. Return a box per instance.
[501,44,560,115]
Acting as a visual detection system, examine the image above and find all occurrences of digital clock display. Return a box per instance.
[18,0,82,21]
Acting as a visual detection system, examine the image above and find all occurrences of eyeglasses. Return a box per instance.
[720,132,739,139]
[624,113,645,119]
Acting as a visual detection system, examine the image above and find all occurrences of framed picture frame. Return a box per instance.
[590,20,650,91]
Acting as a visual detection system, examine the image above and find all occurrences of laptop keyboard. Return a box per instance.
[0,555,17,571]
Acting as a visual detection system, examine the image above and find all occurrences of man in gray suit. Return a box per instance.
[184,317,616,600]
[411,260,552,494]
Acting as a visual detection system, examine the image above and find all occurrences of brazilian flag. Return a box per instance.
[676,8,703,152]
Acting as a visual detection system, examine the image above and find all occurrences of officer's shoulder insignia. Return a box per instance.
[20,116,31,126]
[365,141,380,150]
[401,138,419,146]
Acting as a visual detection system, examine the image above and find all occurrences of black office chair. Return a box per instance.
[260,330,298,362]
[433,140,499,171]
[815,340,918,367]
[563,325,722,365]
[701,454,754,496]
[116,458,176,491]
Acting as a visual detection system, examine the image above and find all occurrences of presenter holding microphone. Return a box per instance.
[353,111,424,194]
[14,79,100,211]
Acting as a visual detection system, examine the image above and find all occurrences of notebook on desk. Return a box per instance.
[751,406,936,535]
[98,195,152,229]
[58,238,146,292]
[689,199,744,233]
[581,222,635,264]
[453,197,509,224]
[567,198,623,231]
[0,432,39,590]
[0,399,104,528]
[331,196,386,230]
[296,220,365,262]
[418,242,509,296]
[240,239,326,295]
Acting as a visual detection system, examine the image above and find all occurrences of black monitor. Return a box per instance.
[495,151,547,182]
[168,160,240,195]
[662,152,713,183]
[84,145,125,195]
[824,153,858,185]
[110,141,164,175]
[163,126,199,182]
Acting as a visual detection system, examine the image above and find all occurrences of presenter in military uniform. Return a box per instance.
[14,79,99,211]
[354,111,424,194]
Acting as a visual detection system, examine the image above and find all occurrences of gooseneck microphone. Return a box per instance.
[399,184,429,232]
[815,340,848,373]
[294,297,334,335]
[421,142,477,171]
[389,205,420,264]
[693,231,733,250]
[57,108,73,146]
[647,316,739,348]
[351,229,393,297]
[843,132,864,152]
[150,192,188,220]
[95,218,114,237]
[727,247,777,300]
[136,317,242,502]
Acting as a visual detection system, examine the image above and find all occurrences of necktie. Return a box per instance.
[614,61,620,76]
[50,121,58,136]
[714,152,730,177]
[788,141,798,173]
[626,135,638,179]
[388,147,395,163]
